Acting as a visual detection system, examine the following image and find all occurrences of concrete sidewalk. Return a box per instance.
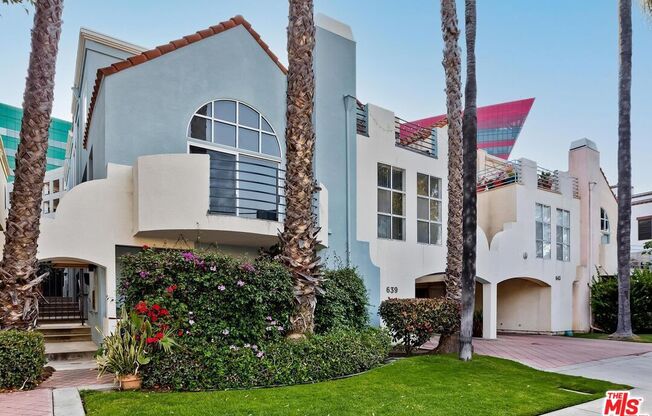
[544,352,652,415]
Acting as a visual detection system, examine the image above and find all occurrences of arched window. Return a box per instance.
[187,100,283,220]
[600,208,610,244]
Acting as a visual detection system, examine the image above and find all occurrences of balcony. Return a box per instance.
[133,154,328,247]
[477,157,580,199]
[355,101,438,158]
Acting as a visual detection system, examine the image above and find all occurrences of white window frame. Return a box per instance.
[187,99,282,161]
[600,207,611,244]
[416,173,442,245]
[377,164,405,241]
[556,208,570,262]
[535,203,551,259]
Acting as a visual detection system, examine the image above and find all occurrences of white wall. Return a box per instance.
[356,104,448,301]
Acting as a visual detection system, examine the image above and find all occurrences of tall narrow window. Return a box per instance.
[600,208,610,244]
[639,217,652,241]
[556,209,570,261]
[377,164,405,240]
[535,203,551,259]
[417,173,442,245]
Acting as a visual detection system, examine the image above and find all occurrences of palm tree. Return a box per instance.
[280,0,322,339]
[460,0,477,361]
[0,0,64,330]
[436,0,463,354]
[612,0,634,340]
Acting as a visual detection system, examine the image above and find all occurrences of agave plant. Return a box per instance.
[97,307,174,378]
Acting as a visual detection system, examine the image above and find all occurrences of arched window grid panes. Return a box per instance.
[187,99,281,160]
[187,100,284,221]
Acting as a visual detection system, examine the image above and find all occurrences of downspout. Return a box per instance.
[588,181,597,330]
[343,95,355,266]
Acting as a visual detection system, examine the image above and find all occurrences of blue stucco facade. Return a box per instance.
[77,17,381,325]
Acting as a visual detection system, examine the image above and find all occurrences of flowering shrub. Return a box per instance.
[96,307,176,379]
[120,248,294,346]
[315,267,369,333]
[142,327,391,390]
[378,298,460,354]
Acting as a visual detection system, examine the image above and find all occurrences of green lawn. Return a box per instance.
[571,333,652,343]
[82,355,627,416]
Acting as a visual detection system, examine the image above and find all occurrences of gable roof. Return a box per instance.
[83,15,287,148]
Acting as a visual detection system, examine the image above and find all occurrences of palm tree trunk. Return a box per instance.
[435,0,463,354]
[281,0,321,339]
[613,0,634,339]
[460,0,477,362]
[0,0,64,330]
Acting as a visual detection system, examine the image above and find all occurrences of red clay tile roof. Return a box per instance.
[83,15,287,148]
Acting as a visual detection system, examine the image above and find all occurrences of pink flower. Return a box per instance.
[256,351,265,358]
[182,252,195,262]
[241,262,256,273]
[218,285,226,292]
[210,265,217,272]
[277,326,284,331]
[139,271,149,278]
[222,329,230,336]
[236,280,245,287]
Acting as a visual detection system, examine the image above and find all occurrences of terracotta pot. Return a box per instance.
[118,374,142,391]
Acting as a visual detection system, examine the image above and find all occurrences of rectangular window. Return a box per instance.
[639,218,652,241]
[535,203,551,259]
[416,173,442,245]
[556,209,570,261]
[377,164,405,240]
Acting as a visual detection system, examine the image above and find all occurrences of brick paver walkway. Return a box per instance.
[425,334,652,369]
[38,368,114,389]
[0,368,114,416]
[0,389,53,416]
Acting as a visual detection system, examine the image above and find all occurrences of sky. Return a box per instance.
[0,0,651,191]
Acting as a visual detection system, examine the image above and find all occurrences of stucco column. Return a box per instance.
[482,282,497,339]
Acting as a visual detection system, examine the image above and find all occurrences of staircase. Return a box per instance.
[37,297,97,361]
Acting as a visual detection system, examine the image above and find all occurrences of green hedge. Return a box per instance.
[591,270,652,333]
[379,298,460,354]
[315,267,369,333]
[142,328,391,391]
[0,330,46,390]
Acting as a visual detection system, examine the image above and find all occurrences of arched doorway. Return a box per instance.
[497,277,551,333]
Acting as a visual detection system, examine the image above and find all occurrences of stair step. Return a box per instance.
[38,327,91,336]
[45,341,98,362]
[43,334,92,343]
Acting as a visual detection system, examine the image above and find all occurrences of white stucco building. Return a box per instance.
[631,191,652,269]
[0,14,620,346]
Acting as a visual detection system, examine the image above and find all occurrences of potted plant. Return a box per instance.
[97,306,175,390]
[538,171,553,190]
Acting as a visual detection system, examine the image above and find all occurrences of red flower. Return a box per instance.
[166,284,177,293]
[159,308,169,317]
[155,332,164,340]
[135,301,148,314]
[160,324,170,331]
[146,337,157,344]
[152,304,161,311]
[142,244,150,250]
[177,330,184,337]
[150,315,158,322]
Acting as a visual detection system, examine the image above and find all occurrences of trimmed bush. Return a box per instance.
[591,270,652,333]
[315,267,369,333]
[142,327,391,390]
[379,298,460,354]
[120,249,294,346]
[0,330,46,390]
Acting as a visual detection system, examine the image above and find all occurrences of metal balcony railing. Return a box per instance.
[395,117,438,158]
[356,101,368,136]
[536,166,560,193]
[571,176,580,199]
[207,159,318,222]
[477,161,521,193]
